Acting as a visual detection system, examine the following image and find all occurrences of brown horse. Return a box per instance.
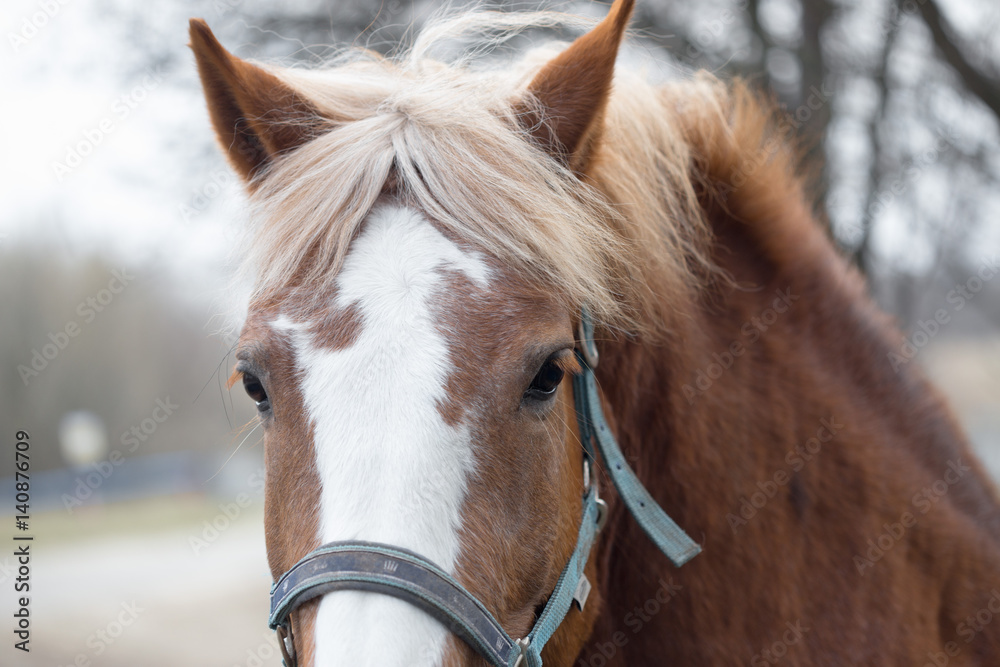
[190,0,1000,664]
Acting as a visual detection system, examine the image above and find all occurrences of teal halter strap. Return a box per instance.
[268,308,699,666]
[573,309,702,567]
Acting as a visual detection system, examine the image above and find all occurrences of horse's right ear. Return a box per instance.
[519,0,634,172]
[188,19,327,183]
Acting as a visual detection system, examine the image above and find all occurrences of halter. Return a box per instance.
[268,309,700,666]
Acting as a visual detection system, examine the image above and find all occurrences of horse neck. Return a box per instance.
[586,185,1000,661]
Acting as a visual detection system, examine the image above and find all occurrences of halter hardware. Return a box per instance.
[276,623,295,665]
[594,497,609,533]
[268,308,699,666]
[512,638,531,667]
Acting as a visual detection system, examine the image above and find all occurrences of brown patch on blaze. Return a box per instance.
[235,283,366,667]
[305,301,363,351]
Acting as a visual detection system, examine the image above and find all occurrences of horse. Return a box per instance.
[189,0,1000,664]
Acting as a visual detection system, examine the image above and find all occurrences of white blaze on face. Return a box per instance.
[273,204,490,666]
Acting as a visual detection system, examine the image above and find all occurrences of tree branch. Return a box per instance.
[916,0,1000,118]
[797,0,835,210]
[852,0,902,275]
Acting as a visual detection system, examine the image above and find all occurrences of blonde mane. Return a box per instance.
[237,9,785,335]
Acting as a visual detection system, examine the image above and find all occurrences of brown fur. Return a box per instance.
[195,1,1000,664]
[577,75,1000,667]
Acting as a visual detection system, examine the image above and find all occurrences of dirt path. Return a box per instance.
[3,504,281,667]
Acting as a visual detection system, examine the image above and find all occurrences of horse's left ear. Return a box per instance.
[520,0,635,172]
[188,18,328,183]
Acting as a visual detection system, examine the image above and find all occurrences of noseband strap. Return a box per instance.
[269,542,520,665]
[270,488,602,667]
[268,307,699,666]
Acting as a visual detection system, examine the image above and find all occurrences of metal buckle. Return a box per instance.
[585,460,608,533]
[595,497,608,533]
[512,637,531,667]
[277,622,296,667]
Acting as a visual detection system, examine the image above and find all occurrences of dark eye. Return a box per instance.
[524,359,565,402]
[243,373,270,413]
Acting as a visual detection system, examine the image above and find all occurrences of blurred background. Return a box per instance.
[1,0,998,664]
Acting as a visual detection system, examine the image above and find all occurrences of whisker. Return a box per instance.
[196,341,238,403]
[205,419,264,484]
